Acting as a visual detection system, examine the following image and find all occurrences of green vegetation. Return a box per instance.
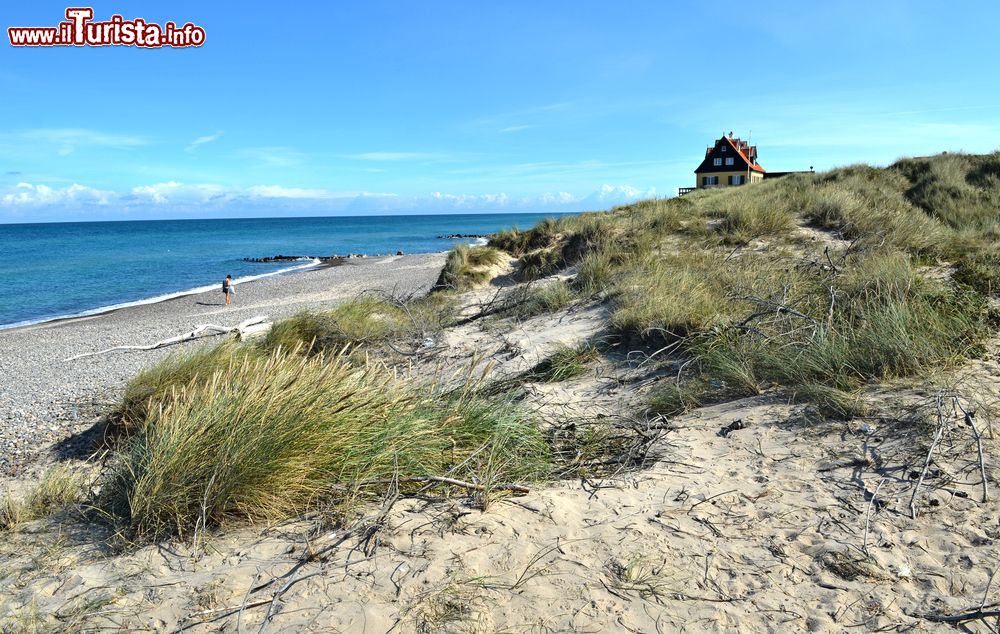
[487,281,576,322]
[101,348,550,538]
[433,244,504,291]
[260,293,456,359]
[109,342,256,439]
[528,343,600,383]
[486,151,1000,419]
[84,149,1000,543]
[1,466,85,532]
[954,246,1000,297]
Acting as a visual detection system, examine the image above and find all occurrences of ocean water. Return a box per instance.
[0,212,570,329]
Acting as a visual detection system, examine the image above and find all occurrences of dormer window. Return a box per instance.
[713,158,722,166]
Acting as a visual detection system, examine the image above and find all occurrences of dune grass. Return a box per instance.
[261,293,456,357]
[262,299,407,354]
[488,152,1000,421]
[100,347,550,538]
[433,244,505,291]
[954,246,1000,297]
[528,343,600,383]
[108,341,257,440]
[1,466,86,532]
[0,490,22,531]
[487,281,576,322]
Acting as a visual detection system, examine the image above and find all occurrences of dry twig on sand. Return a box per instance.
[909,393,948,520]
[63,316,270,361]
[862,477,888,556]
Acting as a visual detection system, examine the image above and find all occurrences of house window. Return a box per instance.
[713,158,722,166]
[729,175,745,185]
[725,157,734,166]
[703,176,718,186]
[721,146,727,152]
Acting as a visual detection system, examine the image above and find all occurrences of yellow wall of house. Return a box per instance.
[694,170,763,188]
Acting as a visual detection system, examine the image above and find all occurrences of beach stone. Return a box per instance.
[0,253,446,475]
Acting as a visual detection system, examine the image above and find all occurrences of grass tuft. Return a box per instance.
[489,281,576,322]
[0,466,85,532]
[528,344,600,383]
[100,347,550,538]
[434,244,505,291]
[0,489,24,532]
[262,300,405,354]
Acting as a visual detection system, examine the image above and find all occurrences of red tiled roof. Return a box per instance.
[722,136,766,173]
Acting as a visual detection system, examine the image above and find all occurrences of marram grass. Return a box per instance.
[101,346,549,538]
[488,151,1000,420]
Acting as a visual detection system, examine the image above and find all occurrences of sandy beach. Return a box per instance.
[1,224,998,631]
[0,253,446,476]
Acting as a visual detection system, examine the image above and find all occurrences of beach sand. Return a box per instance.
[0,253,445,476]
[1,251,998,632]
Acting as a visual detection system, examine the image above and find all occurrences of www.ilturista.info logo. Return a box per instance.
[8,8,205,48]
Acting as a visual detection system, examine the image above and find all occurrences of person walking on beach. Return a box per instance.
[222,275,234,305]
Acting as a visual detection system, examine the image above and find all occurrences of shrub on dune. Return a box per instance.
[109,341,258,440]
[100,348,549,538]
[434,244,505,290]
[261,299,408,355]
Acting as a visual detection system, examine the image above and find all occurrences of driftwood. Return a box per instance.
[862,477,888,556]
[956,399,990,504]
[919,608,1000,625]
[910,394,947,519]
[63,316,270,361]
[356,475,530,495]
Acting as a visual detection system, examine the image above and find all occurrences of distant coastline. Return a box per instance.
[0,256,326,333]
[0,212,564,330]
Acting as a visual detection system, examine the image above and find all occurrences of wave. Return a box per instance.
[0,258,321,332]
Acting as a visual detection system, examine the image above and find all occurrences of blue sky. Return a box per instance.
[1,1,999,222]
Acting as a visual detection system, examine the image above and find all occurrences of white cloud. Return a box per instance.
[246,185,332,199]
[186,131,224,152]
[581,184,656,206]
[130,181,228,204]
[2,182,112,206]
[1,180,658,217]
[430,191,510,208]
[538,192,577,205]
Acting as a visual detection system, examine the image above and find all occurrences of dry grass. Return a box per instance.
[101,346,550,538]
[260,293,456,358]
[0,466,86,532]
[490,152,1000,422]
[434,244,505,291]
[528,343,600,383]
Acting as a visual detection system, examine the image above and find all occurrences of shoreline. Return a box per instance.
[0,257,330,334]
[0,252,447,476]
[1,250,451,335]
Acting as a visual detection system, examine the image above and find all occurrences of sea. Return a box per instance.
[0,212,571,330]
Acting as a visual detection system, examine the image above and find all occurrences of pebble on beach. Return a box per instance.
[0,253,445,475]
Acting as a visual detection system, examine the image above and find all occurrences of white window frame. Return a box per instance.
[721,145,727,152]
[704,175,718,186]
[713,158,722,166]
[725,157,734,166]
